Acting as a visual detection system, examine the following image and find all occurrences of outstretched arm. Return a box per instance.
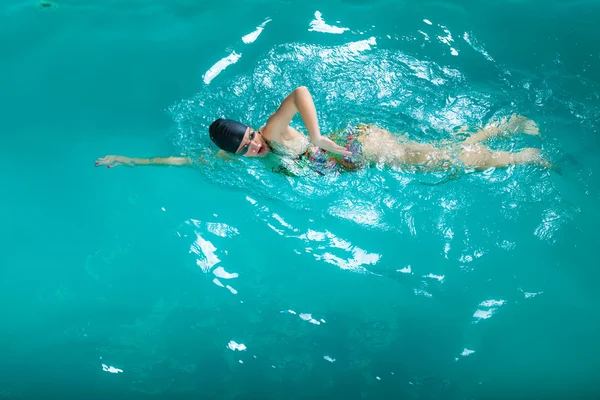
[95,155,193,168]
[266,86,351,156]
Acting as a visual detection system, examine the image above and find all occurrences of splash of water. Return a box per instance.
[166,33,595,234]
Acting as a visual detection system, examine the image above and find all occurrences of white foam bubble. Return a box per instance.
[310,11,350,34]
[227,341,247,351]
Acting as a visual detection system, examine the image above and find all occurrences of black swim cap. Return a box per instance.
[209,118,249,153]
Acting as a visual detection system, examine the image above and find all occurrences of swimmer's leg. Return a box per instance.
[460,145,551,170]
[358,127,410,165]
[463,114,540,145]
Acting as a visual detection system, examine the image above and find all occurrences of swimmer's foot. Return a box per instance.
[514,148,551,168]
[506,114,540,136]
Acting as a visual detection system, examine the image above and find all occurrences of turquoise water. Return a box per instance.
[1,0,600,398]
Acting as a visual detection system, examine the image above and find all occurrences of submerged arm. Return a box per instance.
[266,86,351,156]
[95,155,194,168]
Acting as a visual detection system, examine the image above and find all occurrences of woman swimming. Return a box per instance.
[95,86,549,173]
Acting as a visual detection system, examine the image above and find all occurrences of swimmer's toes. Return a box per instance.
[541,159,553,169]
[523,120,541,136]
[507,115,540,136]
[531,150,552,169]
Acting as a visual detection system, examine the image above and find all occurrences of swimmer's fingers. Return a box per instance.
[95,156,109,166]
[95,155,122,168]
[94,156,115,166]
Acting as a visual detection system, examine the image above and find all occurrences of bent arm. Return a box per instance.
[266,86,351,156]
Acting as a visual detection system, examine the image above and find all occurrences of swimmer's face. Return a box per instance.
[235,127,269,157]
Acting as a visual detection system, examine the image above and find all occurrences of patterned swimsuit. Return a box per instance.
[270,127,364,176]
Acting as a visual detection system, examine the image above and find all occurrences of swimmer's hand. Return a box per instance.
[95,155,131,168]
[314,137,352,156]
